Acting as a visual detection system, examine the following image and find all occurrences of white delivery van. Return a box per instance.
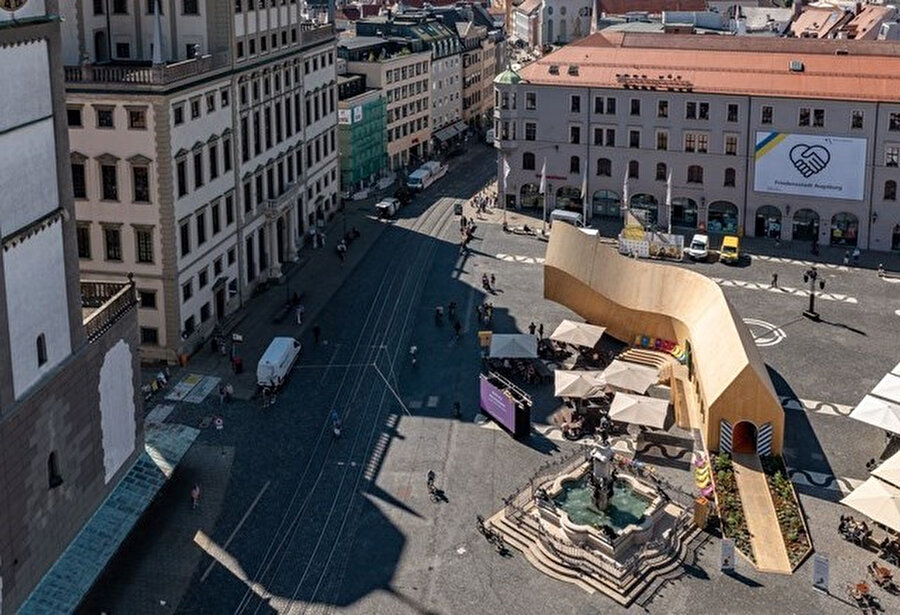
[685,233,709,261]
[257,337,302,389]
[549,209,585,228]
[406,161,448,191]
[375,197,400,218]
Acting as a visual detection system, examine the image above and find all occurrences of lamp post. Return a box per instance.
[803,265,825,321]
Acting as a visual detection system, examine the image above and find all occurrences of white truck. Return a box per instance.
[685,233,709,261]
[407,161,448,191]
[257,337,302,390]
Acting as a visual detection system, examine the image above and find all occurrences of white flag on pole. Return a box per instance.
[539,158,547,194]
[666,171,673,207]
[503,156,511,192]
[622,166,630,212]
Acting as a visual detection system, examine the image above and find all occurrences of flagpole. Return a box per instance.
[540,158,547,234]
[666,171,673,235]
[502,154,509,226]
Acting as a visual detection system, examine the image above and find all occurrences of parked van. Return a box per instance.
[685,234,709,261]
[549,209,585,228]
[257,337,302,389]
[406,161,448,191]
[719,235,741,264]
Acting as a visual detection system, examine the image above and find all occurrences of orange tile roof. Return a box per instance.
[515,32,900,102]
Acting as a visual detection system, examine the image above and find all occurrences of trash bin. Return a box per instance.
[232,356,244,374]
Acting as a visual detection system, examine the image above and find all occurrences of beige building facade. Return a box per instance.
[496,32,900,252]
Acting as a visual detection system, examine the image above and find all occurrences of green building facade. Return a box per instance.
[338,89,388,192]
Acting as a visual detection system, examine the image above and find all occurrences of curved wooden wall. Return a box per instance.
[543,223,783,454]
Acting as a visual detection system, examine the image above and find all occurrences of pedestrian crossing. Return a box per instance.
[750,253,849,272]
[710,277,858,304]
[495,253,545,265]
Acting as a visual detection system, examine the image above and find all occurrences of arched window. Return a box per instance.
[724,168,736,187]
[48,451,63,489]
[569,156,580,174]
[687,165,704,184]
[522,152,535,170]
[596,158,611,177]
[655,162,667,181]
[628,160,639,179]
[885,180,897,201]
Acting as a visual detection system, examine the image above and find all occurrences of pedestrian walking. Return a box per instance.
[191,483,201,510]
[452,401,461,419]
[486,302,494,323]
[538,323,544,339]
[453,319,462,339]
[224,383,234,403]
[770,273,778,289]
[843,250,850,266]
[296,303,305,325]
[476,304,483,321]
[460,215,467,230]
[218,384,226,406]
[878,263,886,278]
[313,324,321,344]
[528,322,536,335]
[490,274,496,288]
[853,247,861,265]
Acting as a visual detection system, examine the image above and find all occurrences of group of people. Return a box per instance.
[880,536,900,565]
[435,301,463,338]
[843,247,862,266]
[459,217,477,252]
[336,227,361,264]
[481,273,496,293]
[472,191,495,214]
[840,514,873,546]
[476,301,494,325]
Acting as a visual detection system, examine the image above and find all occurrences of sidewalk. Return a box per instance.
[733,453,792,574]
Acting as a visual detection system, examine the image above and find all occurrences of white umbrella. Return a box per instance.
[601,360,659,394]
[554,370,606,399]
[872,373,900,404]
[849,394,900,435]
[841,476,900,533]
[549,320,607,348]
[608,392,670,429]
[489,334,538,359]
[873,451,900,488]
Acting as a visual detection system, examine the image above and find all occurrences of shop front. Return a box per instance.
[556,186,583,211]
[707,201,739,234]
[893,224,900,251]
[630,194,658,226]
[830,212,859,246]
[671,197,698,229]
[792,209,819,242]
[755,205,782,239]
[592,189,621,218]
[520,183,543,209]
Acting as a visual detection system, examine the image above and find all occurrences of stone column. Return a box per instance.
[286,203,299,262]
[268,217,282,281]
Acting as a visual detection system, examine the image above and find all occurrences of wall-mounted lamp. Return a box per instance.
[873,211,879,223]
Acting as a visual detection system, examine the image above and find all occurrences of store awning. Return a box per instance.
[554,370,606,399]
[608,392,671,429]
[549,319,607,349]
[849,394,900,434]
[841,476,900,533]
[872,373,900,403]
[433,120,467,142]
[489,334,538,358]
[601,360,659,394]
[873,451,900,488]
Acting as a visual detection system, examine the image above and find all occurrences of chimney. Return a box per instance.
[855,2,862,16]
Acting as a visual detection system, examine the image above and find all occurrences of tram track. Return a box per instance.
[233,191,458,614]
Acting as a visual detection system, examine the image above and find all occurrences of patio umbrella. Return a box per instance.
[601,360,659,394]
[489,334,538,359]
[873,451,900,489]
[849,394,900,435]
[554,370,606,399]
[608,392,670,430]
[872,373,900,404]
[841,476,900,533]
[549,320,607,349]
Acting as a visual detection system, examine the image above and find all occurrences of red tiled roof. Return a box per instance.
[515,32,900,102]
[598,0,706,15]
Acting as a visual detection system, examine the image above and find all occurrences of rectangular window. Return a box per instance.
[886,146,900,167]
[147,0,162,14]
[93,0,104,14]
[851,110,864,130]
[182,280,193,303]
[101,164,118,200]
[227,247,236,266]
[104,227,122,261]
[725,135,738,156]
[198,268,208,289]
[799,107,810,127]
[184,315,196,335]
[657,100,668,118]
[698,102,709,120]
[76,224,91,259]
[140,327,159,345]
[180,220,191,256]
[222,137,232,172]
[697,133,709,153]
[135,228,154,263]
[96,107,114,128]
[200,302,211,323]
[206,93,216,114]
[67,107,82,127]
[727,103,739,123]
[139,290,156,309]
[183,0,199,15]
[72,162,87,199]
[525,92,536,110]
[594,96,604,114]
[176,159,187,197]
[813,108,825,127]
[605,128,615,147]
[890,113,900,132]
[570,95,581,113]
[209,143,219,180]
[113,0,127,13]
[127,108,146,129]
[173,105,184,125]
[196,211,207,246]
[132,166,150,202]
[628,130,640,149]
[570,125,581,144]
[190,98,201,120]
[606,97,616,115]
[761,105,773,125]
[686,102,696,120]
[214,257,223,276]
[656,131,668,151]
[221,89,230,107]
[684,133,696,153]
[115,42,131,59]
[225,194,235,226]
[630,99,640,116]
[193,151,203,188]
[212,201,221,235]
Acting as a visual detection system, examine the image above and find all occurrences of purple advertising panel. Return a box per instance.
[480,375,517,433]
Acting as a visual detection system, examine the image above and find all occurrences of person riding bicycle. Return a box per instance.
[330,409,341,428]
[410,345,418,366]
[426,470,436,491]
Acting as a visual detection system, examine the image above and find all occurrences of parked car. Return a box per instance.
[719,235,741,264]
[375,197,401,218]
[685,234,709,261]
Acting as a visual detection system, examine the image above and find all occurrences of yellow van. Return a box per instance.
[719,235,740,264]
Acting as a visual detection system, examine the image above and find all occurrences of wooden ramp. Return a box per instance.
[732,453,792,574]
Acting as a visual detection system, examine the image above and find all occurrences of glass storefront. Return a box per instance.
[754,206,782,239]
[630,194,658,225]
[893,224,900,251]
[520,183,542,209]
[556,186,582,211]
[671,197,698,229]
[830,212,858,246]
[707,201,738,234]
[592,189,620,218]
[792,209,820,242]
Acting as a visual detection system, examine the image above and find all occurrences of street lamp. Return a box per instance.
[802,266,826,321]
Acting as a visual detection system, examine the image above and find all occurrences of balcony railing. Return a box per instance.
[81,276,137,343]
[64,53,231,87]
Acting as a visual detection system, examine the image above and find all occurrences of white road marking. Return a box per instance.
[710,277,858,304]
[780,396,854,417]
[742,318,787,347]
[750,253,849,272]
[495,253,545,265]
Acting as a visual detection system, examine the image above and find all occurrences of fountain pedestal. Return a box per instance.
[592,445,615,510]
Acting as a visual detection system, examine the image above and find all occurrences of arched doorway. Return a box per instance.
[893,224,900,251]
[546,19,554,44]
[559,17,567,42]
[592,189,620,218]
[732,421,758,454]
[94,31,108,62]
[556,186,582,211]
[755,205,782,239]
[671,197,698,229]
[830,212,859,246]
[792,209,819,242]
[520,183,542,209]
[630,194,658,225]
[708,201,739,234]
